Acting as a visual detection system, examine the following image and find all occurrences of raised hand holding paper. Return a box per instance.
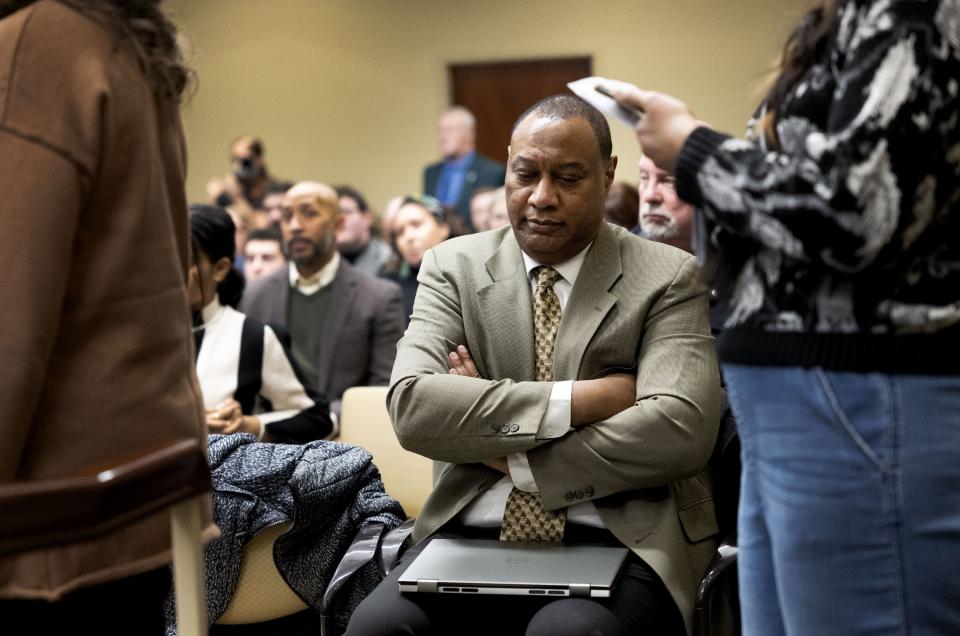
[567,76,644,127]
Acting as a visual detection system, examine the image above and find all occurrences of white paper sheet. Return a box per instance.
[567,76,644,128]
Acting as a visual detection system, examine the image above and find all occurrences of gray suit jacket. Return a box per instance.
[240,261,405,413]
[389,223,721,635]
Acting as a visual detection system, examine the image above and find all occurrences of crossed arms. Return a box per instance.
[389,246,721,509]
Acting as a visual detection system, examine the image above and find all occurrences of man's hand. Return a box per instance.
[448,344,480,378]
[206,399,261,436]
[571,373,637,429]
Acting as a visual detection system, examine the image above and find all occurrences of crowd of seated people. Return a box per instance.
[6,1,957,633]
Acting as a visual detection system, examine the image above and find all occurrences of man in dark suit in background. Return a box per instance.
[241,181,405,422]
[424,106,506,231]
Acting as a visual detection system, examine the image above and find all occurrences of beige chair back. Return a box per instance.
[339,386,433,517]
[215,522,308,624]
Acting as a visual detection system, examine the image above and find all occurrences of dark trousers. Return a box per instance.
[345,525,685,636]
[0,565,170,635]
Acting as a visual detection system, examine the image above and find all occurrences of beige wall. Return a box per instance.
[169,0,801,213]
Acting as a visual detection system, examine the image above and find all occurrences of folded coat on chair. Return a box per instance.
[164,433,405,633]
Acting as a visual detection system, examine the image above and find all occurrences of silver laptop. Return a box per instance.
[398,538,629,598]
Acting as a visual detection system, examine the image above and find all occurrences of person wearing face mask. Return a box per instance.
[382,195,451,322]
[189,204,334,443]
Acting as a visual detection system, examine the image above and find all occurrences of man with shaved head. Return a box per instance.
[241,181,404,420]
[347,96,721,635]
[424,106,506,230]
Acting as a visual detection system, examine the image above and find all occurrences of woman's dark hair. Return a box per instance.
[189,204,245,308]
[0,0,193,101]
[401,194,448,224]
[760,0,841,148]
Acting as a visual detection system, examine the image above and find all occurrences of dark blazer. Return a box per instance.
[240,261,405,414]
[423,152,506,227]
[389,223,722,635]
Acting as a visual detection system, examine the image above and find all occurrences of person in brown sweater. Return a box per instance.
[0,0,213,631]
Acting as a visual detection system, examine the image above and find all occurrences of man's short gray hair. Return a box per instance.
[442,106,476,130]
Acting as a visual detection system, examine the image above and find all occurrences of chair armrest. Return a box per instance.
[0,438,210,555]
[319,521,388,636]
[697,544,738,605]
[694,544,739,636]
[378,518,415,576]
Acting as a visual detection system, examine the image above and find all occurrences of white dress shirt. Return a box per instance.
[288,251,340,296]
[459,244,604,529]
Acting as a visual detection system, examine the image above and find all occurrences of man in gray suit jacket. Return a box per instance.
[347,98,721,635]
[241,181,405,421]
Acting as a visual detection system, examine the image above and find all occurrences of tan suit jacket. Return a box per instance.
[389,222,721,634]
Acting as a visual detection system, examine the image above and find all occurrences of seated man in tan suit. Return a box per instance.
[346,96,721,636]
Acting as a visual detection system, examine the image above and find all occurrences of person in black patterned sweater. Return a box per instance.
[612,1,960,635]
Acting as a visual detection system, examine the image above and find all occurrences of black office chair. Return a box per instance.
[693,389,741,636]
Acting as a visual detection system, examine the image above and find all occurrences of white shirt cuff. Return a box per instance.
[506,453,537,492]
[506,381,574,492]
[539,380,572,439]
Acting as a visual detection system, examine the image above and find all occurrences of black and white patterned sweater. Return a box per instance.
[676,0,960,373]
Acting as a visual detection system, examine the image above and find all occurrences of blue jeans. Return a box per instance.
[723,365,960,636]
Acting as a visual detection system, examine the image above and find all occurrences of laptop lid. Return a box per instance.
[398,538,629,598]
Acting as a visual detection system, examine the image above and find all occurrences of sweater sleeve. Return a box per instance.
[675,0,960,274]
[0,129,85,478]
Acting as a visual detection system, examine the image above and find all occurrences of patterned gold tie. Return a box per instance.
[500,266,567,542]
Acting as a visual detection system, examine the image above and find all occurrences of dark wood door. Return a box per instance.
[450,57,592,163]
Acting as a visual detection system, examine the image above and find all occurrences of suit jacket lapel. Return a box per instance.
[317,263,357,394]
[477,231,535,381]
[273,271,290,328]
[554,223,622,380]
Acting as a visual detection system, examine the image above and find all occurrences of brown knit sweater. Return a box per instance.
[0,1,212,599]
